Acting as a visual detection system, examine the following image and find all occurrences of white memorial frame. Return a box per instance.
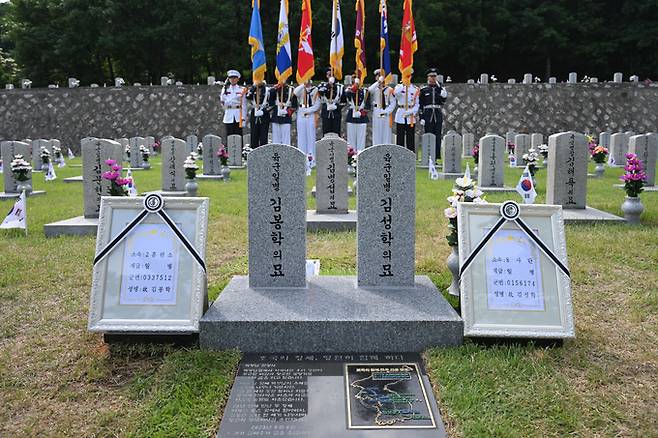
[88,196,209,333]
[457,202,575,339]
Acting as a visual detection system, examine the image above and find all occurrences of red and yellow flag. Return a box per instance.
[398,0,417,86]
[296,0,315,84]
[354,0,366,83]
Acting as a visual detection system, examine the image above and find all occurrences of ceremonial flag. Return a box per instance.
[275,0,293,84]
[354,0,366,81]
[428,157,439,180]
[45,162,57,181]
[126,169,137,197]
[296,0,315,84]
[67,148,75,159]
[399,0,417,86]
[329,0,344,80]
[249,0,267,83]
[516,165,537,204]
[0,191,26,232]
[379,0,392,83]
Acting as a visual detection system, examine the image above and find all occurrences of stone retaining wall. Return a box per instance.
[1,83,656,150]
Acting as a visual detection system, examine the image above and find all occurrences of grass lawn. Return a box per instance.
[0,155,656,437]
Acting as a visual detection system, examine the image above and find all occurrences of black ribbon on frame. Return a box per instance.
[93,194,206,273]
[459,201,570,280]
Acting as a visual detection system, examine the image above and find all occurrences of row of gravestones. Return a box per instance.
[0,138,63,172]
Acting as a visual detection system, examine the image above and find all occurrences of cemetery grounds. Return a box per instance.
[0,156,656,437]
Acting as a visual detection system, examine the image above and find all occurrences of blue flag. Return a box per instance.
[275,0,292,83]
[249,0,267,83]
[379,0,392,83]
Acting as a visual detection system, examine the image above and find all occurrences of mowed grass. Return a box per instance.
[0,155,656,437]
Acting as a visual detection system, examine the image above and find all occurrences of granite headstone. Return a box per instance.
[315,136,348,214]
[609,133,626,167]
[186,134,198,153]
[629,134,657,186]
[531,133,544,148]
[514,134,531,166]
[357,144,415,287]
[82,138,123,218]
[227,134,243,167]
[462,132,474,158]
[1,141,31,193]
[478,135,506,188]
[420,133,436,166]
[546,132,588,209]
[202,134,222,175]
[128,137,144,168]
[160,137,187,191]
[248,143,306,288]
[32,139,53,171]
[441,132,462,174]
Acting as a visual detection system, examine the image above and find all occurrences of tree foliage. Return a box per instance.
[2,0,658,86]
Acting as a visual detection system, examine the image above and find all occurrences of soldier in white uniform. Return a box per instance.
[220,70,248,137]
[293,81,321,163]
[393,79,420,152]
[368,69,397,146]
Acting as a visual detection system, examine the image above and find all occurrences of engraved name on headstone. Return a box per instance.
[202,134,222,175]
[1,141,31,193]
[186,134,198,153]
[357,144,415,287]
[227,135,243,167]
[514,134,531,166]
[129,137,145,168]
[478,135,506,188]
[248,144,306,288]
[629,134,657,186]
[421,133,436,166]
[609,133,626,167]
[315,136,348,214]
[160,137,187,191]
[547,132,588,209]
[441,132,462,174]
[462,132,474,158]
[82,138,123,218]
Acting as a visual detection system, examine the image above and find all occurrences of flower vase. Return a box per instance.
[221,165,231,181]
[142,161,151,170]
[621,196,643,225]
[447,245,460,297]
[594,162,605,178]
[185,178,198,197]
[16,181,32,195]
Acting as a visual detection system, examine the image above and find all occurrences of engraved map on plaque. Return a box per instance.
[345,363,436,429]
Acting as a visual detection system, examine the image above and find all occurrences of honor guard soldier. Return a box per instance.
[246,80,271,148]
[368,69,396,146]
[419,68,448,159]
[317,67,344,136]
[220,70,248,137]
[343,74,370,152]
[393,76,420,152]
[293,80,321,163]
[269,82,295,145]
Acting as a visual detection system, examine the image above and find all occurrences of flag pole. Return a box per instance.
[23,190,27,237]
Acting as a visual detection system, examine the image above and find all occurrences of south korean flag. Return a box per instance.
[515,165,536,204]
[1,191,27,231]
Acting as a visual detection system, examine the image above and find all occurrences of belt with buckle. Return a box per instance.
[424,105,442,109]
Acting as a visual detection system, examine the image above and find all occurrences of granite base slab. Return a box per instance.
[306,210,357,232]
[614,184,658,192]
[562,206,624,223]
[311,186,354,198]
[44,216,98,237]
[0,190,45,200]
[228,165,245,169]
[196,174,224,180]
[437,172,463,180]
[200,275,463,353]
[480,186,518,193]
[63,175,83,183]
[142,190,188,197]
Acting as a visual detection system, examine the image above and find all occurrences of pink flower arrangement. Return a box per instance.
[620,153,646,197]
[217,146,229,166]
[102,159,131,196]
[347,146,357,166]
[472,144,480,164]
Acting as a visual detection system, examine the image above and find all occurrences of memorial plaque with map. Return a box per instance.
[217,353,446,438]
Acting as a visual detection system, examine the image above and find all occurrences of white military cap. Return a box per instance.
[227,70,241,78]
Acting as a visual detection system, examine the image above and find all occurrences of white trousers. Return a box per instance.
[347,123,367,152]
[272,123,291,146]
[372,115,393,146]
[296,115,316,158]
